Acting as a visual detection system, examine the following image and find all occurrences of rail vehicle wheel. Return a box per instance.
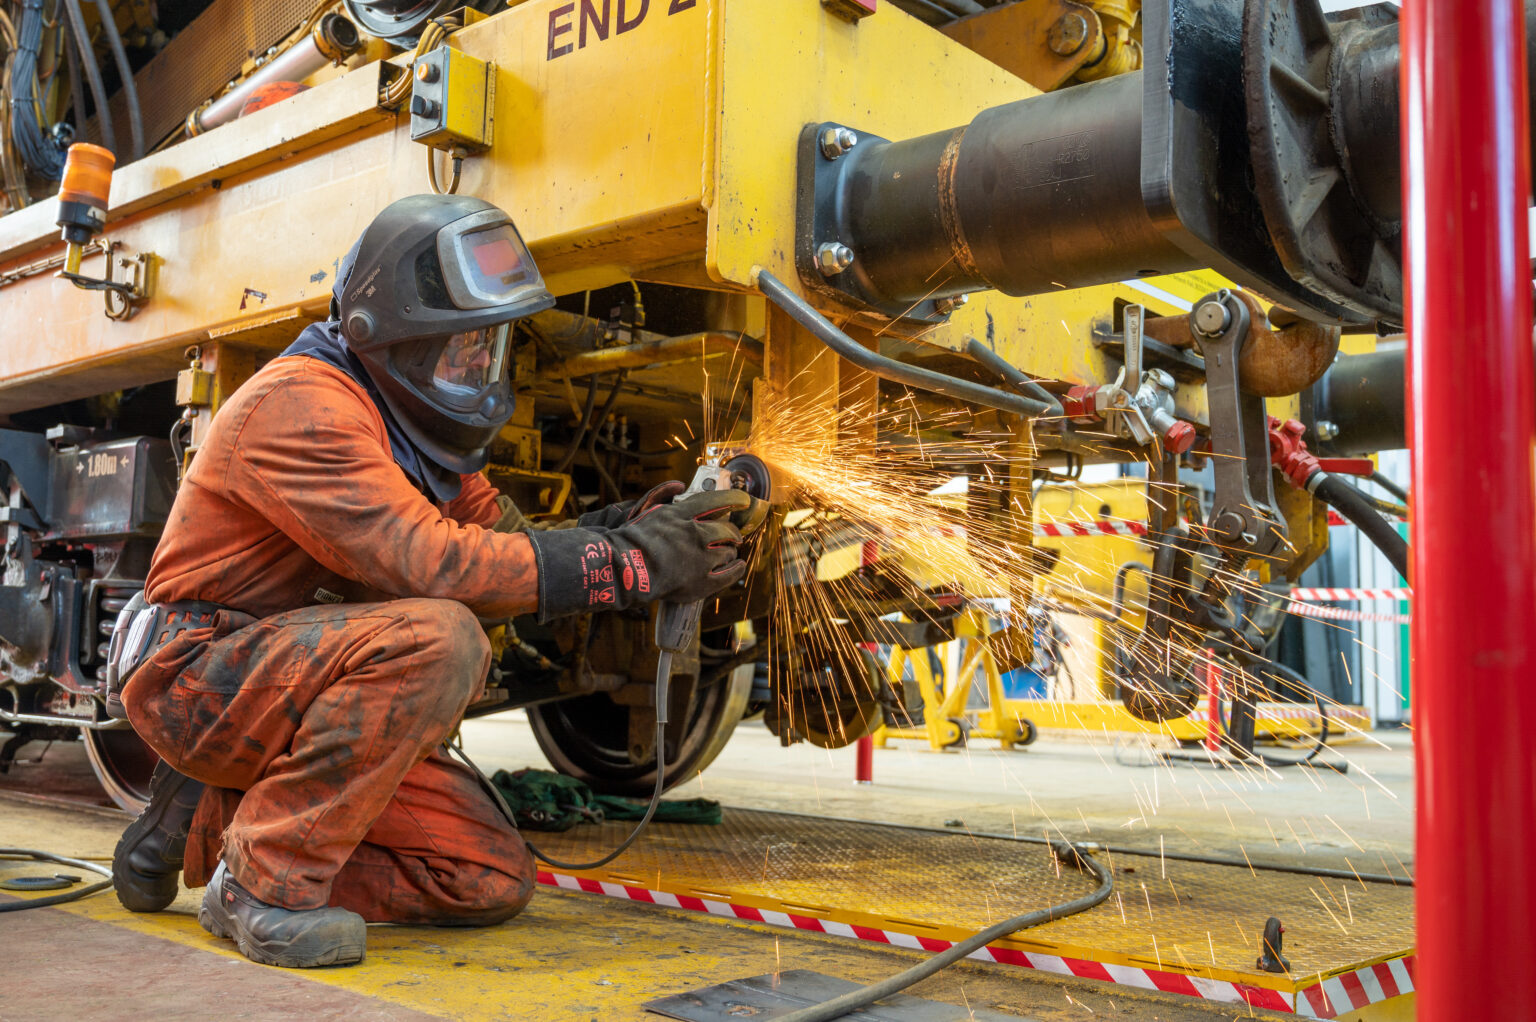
[528,663,752,797]
[83,721,158,812]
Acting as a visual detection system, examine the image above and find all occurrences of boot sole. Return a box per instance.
[112,766,194,913]
[199,897,366,968]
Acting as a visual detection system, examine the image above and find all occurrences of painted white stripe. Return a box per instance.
[1024,953,1073,976]
[702,899,735,917]
[1319,975,1354,1013]
[599,881,628,898]
[759,910,794,928]
[1354,964,1386,1003]
[1386,957,1414,993]
[1100,962,1161,991]
[883,932,925,950]
[820,920,858,938]
[552,874,582,891]
[650,890,682,909]
[1187,976,1245,1003]
[1120,278,1195,311]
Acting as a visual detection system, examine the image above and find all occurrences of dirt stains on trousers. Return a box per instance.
[122,598,534,925]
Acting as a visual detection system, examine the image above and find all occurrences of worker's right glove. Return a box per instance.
[526,488,755,621]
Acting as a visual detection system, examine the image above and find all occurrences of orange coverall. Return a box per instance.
[122,357,540,924]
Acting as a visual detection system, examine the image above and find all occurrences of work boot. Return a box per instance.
[112,760,205,912]
[199,862,367,968]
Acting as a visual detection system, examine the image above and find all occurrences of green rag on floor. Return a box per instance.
[489,767,722,831]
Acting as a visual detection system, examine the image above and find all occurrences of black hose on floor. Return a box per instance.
[0,848,114,912]
[1312,473,1410,579]
[775,841,1114,1022]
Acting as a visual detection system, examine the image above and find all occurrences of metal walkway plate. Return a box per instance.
[529,808,1415,1018]
[645,969,1021,1021]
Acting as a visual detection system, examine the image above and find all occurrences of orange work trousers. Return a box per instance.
[121,598,534,925]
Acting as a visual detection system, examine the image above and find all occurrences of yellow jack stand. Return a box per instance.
[872,611,1038,751]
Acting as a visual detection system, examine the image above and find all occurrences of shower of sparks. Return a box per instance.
[676,345,1410,962]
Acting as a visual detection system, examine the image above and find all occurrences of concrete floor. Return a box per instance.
[0,718,1416,1021]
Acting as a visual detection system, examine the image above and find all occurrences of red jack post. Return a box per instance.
[1403,0,1536,1014]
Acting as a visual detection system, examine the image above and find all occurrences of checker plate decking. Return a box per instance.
[528,808,1414,999]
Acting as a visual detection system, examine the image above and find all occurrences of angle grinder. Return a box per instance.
[655,450,772,678]
[508,451,772,873]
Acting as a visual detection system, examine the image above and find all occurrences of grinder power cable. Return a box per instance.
[457,453,771,872]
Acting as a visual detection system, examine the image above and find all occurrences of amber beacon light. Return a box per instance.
[54,143,153,318]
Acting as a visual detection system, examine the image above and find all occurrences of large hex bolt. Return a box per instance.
[1047,12,1091,56]
[819,127,859,160]
[816,242,855,276]
[934,294,969,315]
[1192,298,1232,338]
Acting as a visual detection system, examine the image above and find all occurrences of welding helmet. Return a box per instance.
[337,194,554,474]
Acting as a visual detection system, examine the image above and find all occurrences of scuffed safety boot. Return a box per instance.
[112,760,205,912]
[199,862,367,968]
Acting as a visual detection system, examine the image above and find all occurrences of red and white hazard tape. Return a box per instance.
[1285,601,1410,625]
[1034,518,1149,538]
[536,870,1407,1015]
[1295,956,1416,1019]
[1290,588,1411,602]
[1038,512,1399,539]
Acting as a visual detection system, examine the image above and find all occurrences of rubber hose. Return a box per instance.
[776,841,1114,1022]
[60,0,114,156]
[550,375,601,475]
[1312,473,1410,579]
[91,0,142,160]
[0,848,114,912]
[65,14,88,146]
[1368,470,1410,503]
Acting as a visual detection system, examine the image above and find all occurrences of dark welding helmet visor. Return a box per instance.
[436,210,544,310]
[338,194,554,476]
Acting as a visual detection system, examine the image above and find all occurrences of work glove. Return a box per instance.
[526,488,758,621]
[574,480,687,530]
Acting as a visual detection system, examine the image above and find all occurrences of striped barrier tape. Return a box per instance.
[536,870,1411,1016]
[1295,956,1416,1019]
[1285,601,1410,625]
[1290,588,1411,602]
[1035,518,1149,538]
[1038,512,1394,538]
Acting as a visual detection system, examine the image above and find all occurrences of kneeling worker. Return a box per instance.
[106,194,753,967]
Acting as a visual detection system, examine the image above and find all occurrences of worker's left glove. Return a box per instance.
[526,488,754,621]
[575,480,686,530]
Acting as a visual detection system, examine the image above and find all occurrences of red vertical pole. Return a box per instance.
[1403,0,1536,1015]
[855,537,879,784]
[1202,655,1223,754]
[854,735,874,784]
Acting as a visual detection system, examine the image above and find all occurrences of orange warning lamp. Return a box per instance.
[56,143,115,275]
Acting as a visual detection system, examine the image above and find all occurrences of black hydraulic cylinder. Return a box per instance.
[1311,346,1407,456]
[808,0,1536,328]
[845,72,1189,304]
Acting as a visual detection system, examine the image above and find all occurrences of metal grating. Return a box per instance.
[529,808,1415,989]
[94,0,319,152]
